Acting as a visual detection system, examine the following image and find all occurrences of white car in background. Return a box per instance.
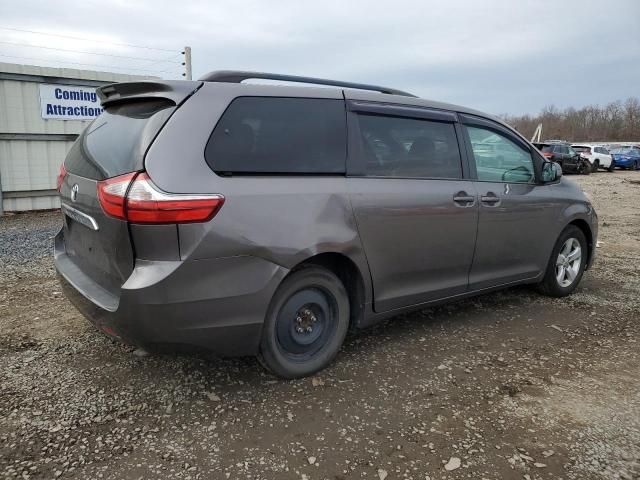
[571,144,614,172]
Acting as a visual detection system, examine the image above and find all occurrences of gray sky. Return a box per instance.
[1,0,638,115]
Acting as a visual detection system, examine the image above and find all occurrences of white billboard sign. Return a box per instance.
[39,83,104,120]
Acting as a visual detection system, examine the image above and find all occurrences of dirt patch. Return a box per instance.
[1,171,639,480]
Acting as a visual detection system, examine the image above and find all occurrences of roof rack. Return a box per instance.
[198,70,417,97]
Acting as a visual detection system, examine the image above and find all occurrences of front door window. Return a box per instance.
[466,126,534,183]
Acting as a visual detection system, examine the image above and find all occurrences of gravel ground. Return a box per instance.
[1,171,639,480]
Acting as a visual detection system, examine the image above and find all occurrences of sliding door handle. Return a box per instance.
[480,193,501,205]
[453,192,475,206]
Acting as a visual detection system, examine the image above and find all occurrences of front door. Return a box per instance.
[346,103,478,312]
[461,115,557,290]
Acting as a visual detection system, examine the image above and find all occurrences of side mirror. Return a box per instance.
[541,161,562,182]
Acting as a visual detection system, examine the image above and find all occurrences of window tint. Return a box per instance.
[356,114,462,178]
[205,97,346,174]
[466,126,534,183]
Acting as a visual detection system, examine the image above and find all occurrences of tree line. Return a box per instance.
[502,97,640,142]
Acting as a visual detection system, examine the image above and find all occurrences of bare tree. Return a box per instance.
[502,97,640,141]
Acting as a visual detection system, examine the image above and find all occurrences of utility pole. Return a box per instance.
[183,46,192,80]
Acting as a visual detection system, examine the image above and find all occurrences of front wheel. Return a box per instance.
[258,266,350,378]
[537,226,588,297]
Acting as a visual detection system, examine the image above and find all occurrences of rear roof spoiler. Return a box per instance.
[97,80,202,108]
[199,70,417,98]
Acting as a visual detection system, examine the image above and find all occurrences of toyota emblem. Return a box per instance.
[71,184,79,202]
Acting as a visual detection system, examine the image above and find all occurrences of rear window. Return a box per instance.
[573,146,591,153]
[65,99,175,180]
[205,97,346,175]
[540,145,554,153]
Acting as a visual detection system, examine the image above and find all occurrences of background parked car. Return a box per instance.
[533,141,591,175]
[609,146,640,170]
[571,144,614,172]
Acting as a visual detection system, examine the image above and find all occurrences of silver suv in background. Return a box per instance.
[55,71,598,378]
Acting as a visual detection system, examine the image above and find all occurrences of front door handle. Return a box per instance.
[480,192,501,205]
[453,191,475,206]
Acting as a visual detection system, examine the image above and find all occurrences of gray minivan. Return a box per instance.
[55,71,598,378]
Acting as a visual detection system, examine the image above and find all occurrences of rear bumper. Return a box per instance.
[582,156,611,168]
[55,231,288,356]
[559,160,582,172]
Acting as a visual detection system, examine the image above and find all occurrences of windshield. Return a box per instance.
[611,147,633,154]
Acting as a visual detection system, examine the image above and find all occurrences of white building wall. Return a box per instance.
[0,62,153,212]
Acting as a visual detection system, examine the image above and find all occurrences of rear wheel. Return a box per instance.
[258,266,349,378]
[635,160,640,171]
[608,160,615,172]
[591,160,599,173]
[581,159,591,175]
[537,226,588,297]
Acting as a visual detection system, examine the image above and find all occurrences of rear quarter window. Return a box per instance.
[205,97,347,175]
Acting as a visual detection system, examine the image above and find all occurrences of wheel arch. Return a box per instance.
[289,252,366,330]
[568,218,594,269]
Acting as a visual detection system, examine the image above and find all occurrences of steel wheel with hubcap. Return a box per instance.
[537,225,588,297]
[259,265,350,378]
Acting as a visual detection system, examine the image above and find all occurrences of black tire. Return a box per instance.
[258,265,350,378]
[608,161,615,172]
[581,160,591,175]
[591,160,599,173]
[635,160,640,171]
[537,225,588,297]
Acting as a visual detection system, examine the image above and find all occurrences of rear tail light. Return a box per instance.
[97,172,136,220]
[543,152,553,158]
[97,172,224,224]
[56,163,67,192]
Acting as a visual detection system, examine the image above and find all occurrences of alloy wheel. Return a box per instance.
[555,238,582,287]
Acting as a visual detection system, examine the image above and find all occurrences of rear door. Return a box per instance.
[346,101,478,312]
[58,82,200,302]
[460,115,557,289]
